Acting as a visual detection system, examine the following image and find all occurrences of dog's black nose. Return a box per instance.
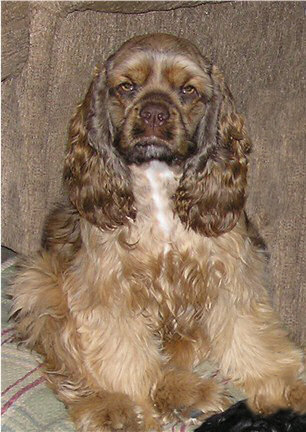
[140,103,170,127]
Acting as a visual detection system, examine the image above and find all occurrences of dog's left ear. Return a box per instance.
[64,67,136,230]
[174,65,251,237]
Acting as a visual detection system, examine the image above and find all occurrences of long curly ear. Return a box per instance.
[174,65,251,236]
[63,68,136,230]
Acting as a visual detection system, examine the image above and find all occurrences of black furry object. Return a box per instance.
[195,400,306,432]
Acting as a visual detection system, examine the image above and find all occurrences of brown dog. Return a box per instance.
[11,34,306,432]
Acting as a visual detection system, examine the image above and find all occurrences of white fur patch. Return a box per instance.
[145,162,174,236]
[143,161,176,252]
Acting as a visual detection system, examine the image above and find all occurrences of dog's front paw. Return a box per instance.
[152,369,229,423]
[286,380,306,414]
[246,379,306,415]
[70,392,145,432]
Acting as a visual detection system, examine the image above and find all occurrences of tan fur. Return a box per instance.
[11,34,305,431]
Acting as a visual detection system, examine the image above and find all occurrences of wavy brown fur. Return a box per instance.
[174,65,251,236]
[11,34,306,432]
[64,70,136,230]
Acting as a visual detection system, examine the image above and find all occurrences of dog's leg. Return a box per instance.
[208,305,306,414]
[205,240,306,414]
[10,252,160,431]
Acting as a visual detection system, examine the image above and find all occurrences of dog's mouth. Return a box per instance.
[121,138,180,165]
[115,131,198,166]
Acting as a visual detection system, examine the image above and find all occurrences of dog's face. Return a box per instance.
[65,33,251,236]
[106,34,213,165]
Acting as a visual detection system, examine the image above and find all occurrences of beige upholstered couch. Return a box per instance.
[2,1,305,346]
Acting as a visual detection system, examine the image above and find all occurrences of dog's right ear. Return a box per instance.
[174,65,251,237]
[64,67,136,230]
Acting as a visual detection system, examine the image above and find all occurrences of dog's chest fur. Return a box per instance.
[127,161,211,334]
[130,161,184,250]
[81,161,216,330]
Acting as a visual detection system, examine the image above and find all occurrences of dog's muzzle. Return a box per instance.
[115,93,196,165]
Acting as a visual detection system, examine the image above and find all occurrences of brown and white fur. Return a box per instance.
[11,33,306,432]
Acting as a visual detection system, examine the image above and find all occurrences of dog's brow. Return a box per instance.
[112,51,208,89]
[160,54,205,78]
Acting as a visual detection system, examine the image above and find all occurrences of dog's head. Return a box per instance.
[64,34,251,235]
[107,34,212,166]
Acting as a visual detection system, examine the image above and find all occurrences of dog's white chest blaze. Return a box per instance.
[131,161,179,249]
[145,162,174,239]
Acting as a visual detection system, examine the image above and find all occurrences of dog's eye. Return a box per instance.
[119,82,135,92]
[181,85,197,95]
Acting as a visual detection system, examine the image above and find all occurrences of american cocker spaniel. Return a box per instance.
[11,33,306,432]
